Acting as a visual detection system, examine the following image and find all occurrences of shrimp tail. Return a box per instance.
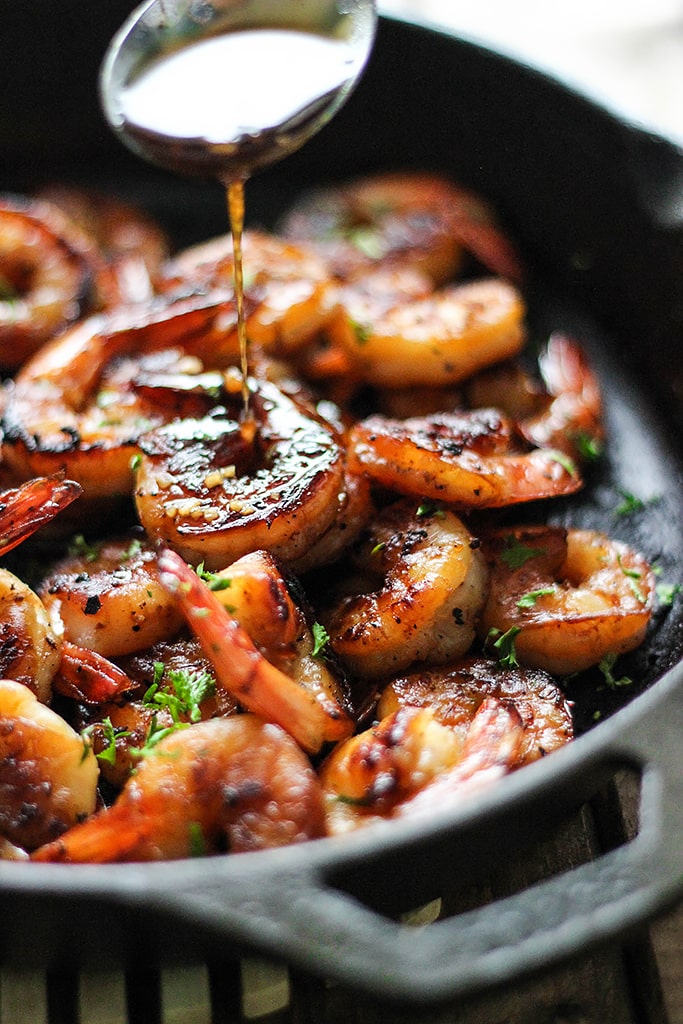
[0,475,82,555]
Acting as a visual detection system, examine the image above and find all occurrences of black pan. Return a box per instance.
[1,8,683,1009]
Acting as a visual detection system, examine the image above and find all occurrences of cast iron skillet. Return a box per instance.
[2,9,683,1008]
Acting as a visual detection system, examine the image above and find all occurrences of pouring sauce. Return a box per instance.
[115,29,361,420]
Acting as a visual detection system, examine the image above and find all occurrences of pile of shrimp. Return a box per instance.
[0,173,659,862]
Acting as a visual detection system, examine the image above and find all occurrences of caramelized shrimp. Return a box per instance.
[38,532,184,658]
[329,278,526,389]
[0,678,98,851]
[0,290,250,502]
[157,547,354,753]
[0,475,82,556]
[161,229,335,354]
[348,407,582,509]
[322,500,488,681]
[466,334,604,463]
[320,699,523,835]
[279,172,523,284]
[134,378,346,569]
[378,656,574,763]
[478,526,656,675]
[32,714,325,862]
[0,568,62,703]
[0,195,95,368]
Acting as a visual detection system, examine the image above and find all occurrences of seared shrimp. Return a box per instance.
[0,194,95,368]
[0,678,98,851]
[38,532,184,658]
[279,172,523,284]
[32,714,325,862]
[134,378,346,570]
[329,277,526,389]
[466,334,604,463]
[0,475,82,556]
[0,568,62,703]
[348,407,582,509]
[322,500,488,681]
[378,656,574,763]
[478,525,656,675]
[157,547,354,753]
[161,229,335,354]
[0,290,250,502]
[320,699,523,835]
[36,185,170,307]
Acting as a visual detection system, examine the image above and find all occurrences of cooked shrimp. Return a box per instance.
[328,277,526,389]
[348,407,582,509]
[38,532,184,658]
[0,194,95,368]
[157,547,354,753]
[0,568,62,703]
[52,640,136,704]
[279,172,523,284]
[466,334,604,463]
[320,698,523,835]
[36,184,170,307]
[161,229,335,354]
[0,678,98,851]
[322,499,488,681]
[477,525,656,675]
[0,290,251,502]
[32,714,325,862]
[134,378,346,570]
[0,475,82,556]
[378,656,574,763]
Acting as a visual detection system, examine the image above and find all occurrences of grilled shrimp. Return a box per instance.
[321,698,523,835]
[279,172,523,284]
[134,377,346,570]
[0,568,63,703]
[478,525,656,675]
[157,547,354,754]
[32,714,325,862]
[0,290,249,503]
[328,277,526,389]
[0,474,82,556]
[0,678,98,851]
[0,194,95,368]
[322,500,488,681]
[348,407,582,509]
[36,185,170,307]
[466,334,604,463]
[378,656,574,763]
[161,229,335,354]
[38,532,184,658]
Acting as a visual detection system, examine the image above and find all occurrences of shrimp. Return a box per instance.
[0,194,96,368]
[320,699,523,835]
[0,289,251,503]
[157,547,354,754]
[466,334,604,463]
[477,525,656,675]
[134,378,346,570]
[328,277,527,389]
[0,678,98,851]
[161,229,335,355]
[0,568,62,704]
[0,474,82,556]
[322,499,488,681]
[31,714,325,862]
[38,532,184,658]
[36,185,170,307]
[348,407,583,509]
[279,172,524,284]
[378,656,574,763]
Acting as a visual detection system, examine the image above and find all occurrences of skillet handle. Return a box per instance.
[174,686,683,1007]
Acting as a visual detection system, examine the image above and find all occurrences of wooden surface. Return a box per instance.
[1,770,681,1023]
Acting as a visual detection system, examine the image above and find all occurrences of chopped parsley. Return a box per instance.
[485,626,521,669]
[656,581,681,607]
[68,534,100,562]
[311,621,331,659]
[615,490,645,516]
[416,500,445,519]
[196,562,232,591]
[598,653,632,689]
[516,586,556,609]
[500,535,545,569]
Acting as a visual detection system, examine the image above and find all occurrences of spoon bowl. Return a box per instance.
[99,0,377,182]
